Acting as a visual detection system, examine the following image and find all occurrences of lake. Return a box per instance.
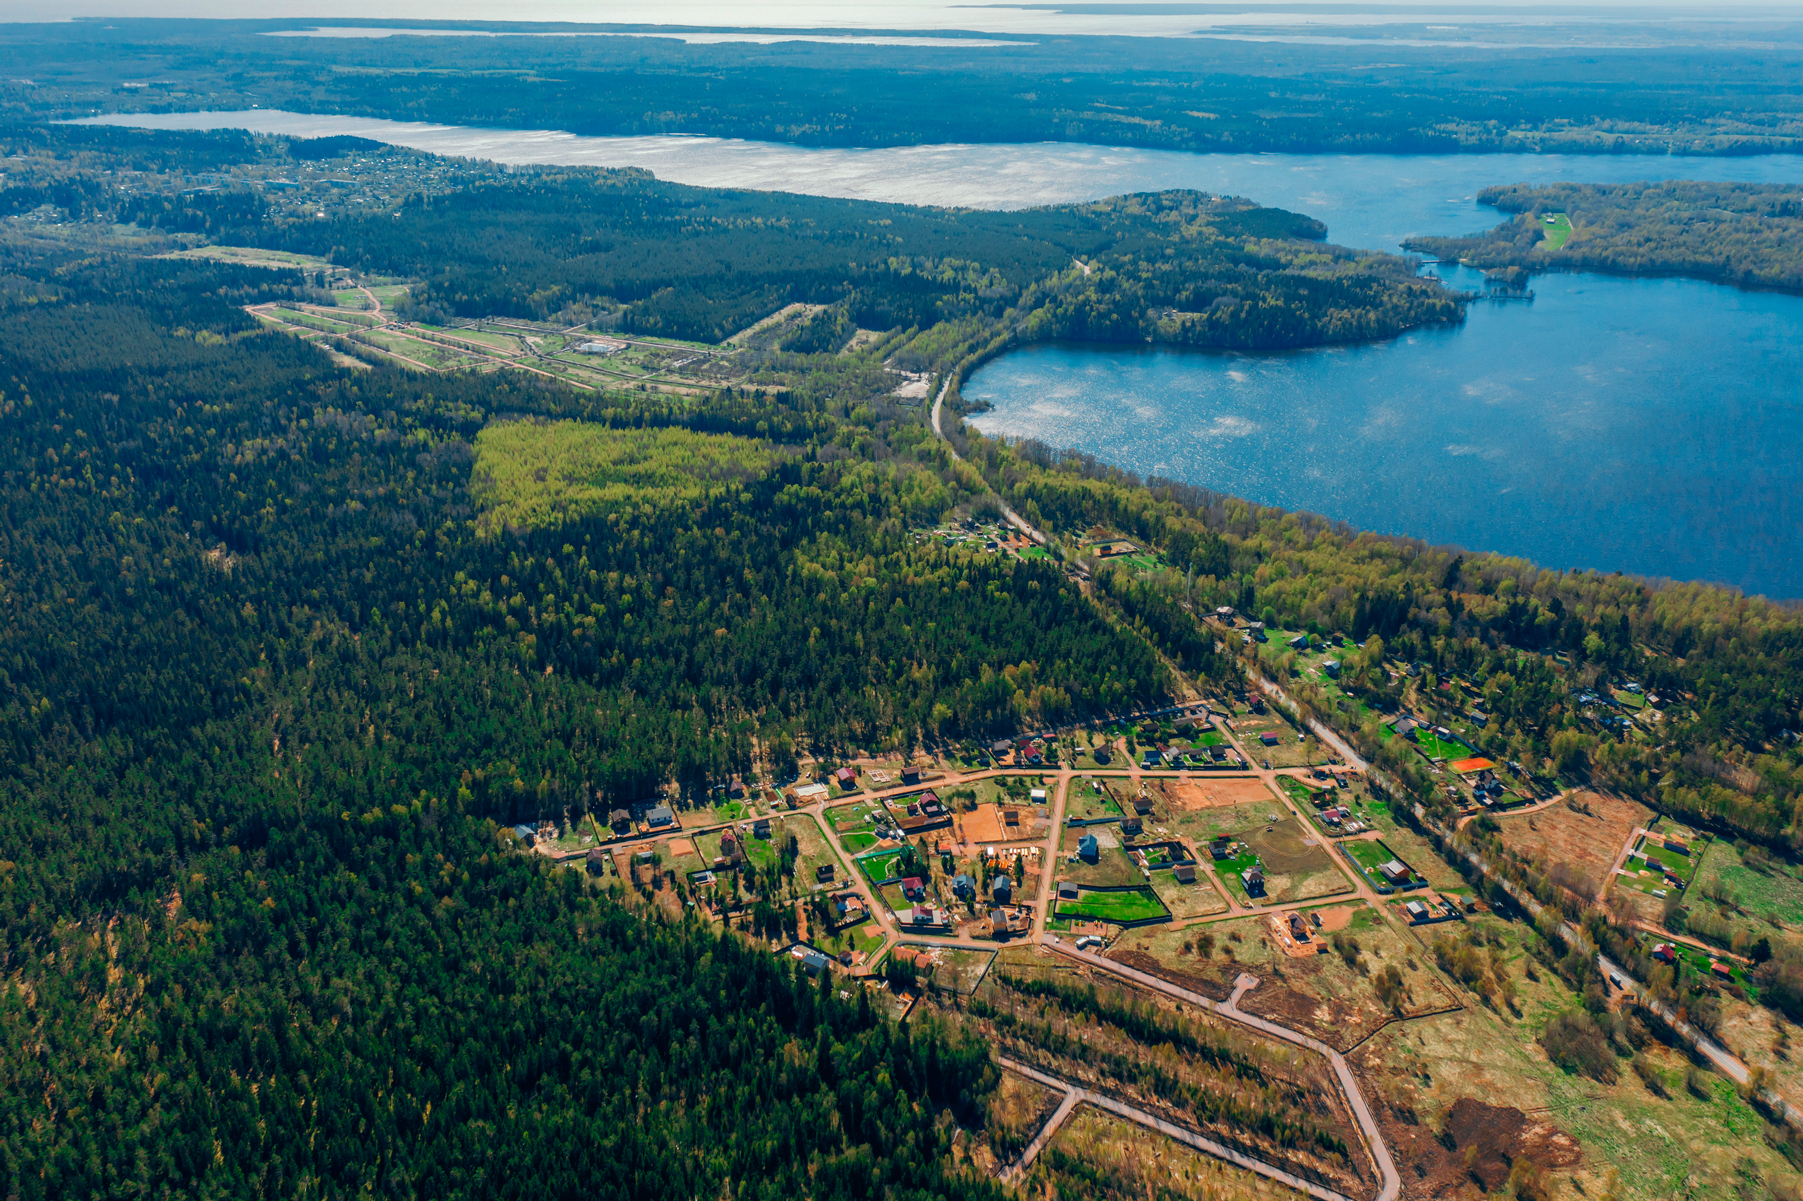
[82,110,1803,596]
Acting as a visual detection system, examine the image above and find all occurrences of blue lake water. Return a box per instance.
[81,110,1803,596]
[967,268,1803,597]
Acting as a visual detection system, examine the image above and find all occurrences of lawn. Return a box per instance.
[1539,212,1573,250]
[1410,730,1471,761]
[1054,886,1169,923]
[841,831,880,853]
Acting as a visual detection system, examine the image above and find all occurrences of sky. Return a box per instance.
[12,1,1803,29]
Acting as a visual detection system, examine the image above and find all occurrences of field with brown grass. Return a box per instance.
[1494,790,1651,900]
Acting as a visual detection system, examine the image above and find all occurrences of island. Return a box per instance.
[1404,180,1803,292]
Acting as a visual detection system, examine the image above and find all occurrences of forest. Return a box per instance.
[2,116,1802,1199]
[11,17,1803,156]
[1403,181,1803,292]
[231,172,1457,348]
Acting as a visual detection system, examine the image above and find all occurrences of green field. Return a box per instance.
[1539,212,1574,250]
[1410,730,1470,761]
[841,831,879,853]
[1054,887,1168,923]
[1694,841,1803,927]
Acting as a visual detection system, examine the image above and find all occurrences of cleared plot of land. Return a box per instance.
[1024,1107,1311,1201]
[1149,870,1230,920]
[1164,801,1285,845]
[1162,776,1279,809]
[1238,905,1459,1052]
[900,944,996,994]
[1060,827,1146,888]
[1540,211,1574,250]
[1694,839,1803,930]
[1371,824,1469,895]
[1063,780,1125,821]
[976,1068,1062,1174]
[1240,819,1352,904]
[1351,938,1795,1201]
[1498,790,1651,898]
[1107,919,1277,1001]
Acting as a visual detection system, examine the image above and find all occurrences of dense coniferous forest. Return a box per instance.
[241,173,1456,348]
[3,114,1803,1198]
[1404,181,1803,291]
[11,18,1803,156]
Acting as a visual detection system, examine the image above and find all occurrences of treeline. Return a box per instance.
[963,435,1803,847]
[1404,180,1803,292]
[216,172,1462,349]
[35,20,1803,157]
[0,256,1155,1194]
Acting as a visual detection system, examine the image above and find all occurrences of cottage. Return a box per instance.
[835,766,857,787]
[727,779,746,798]
[1003,808,1022,829]
[919,792,945,817]
[909,905,942,926]
[989,740,1013,756]
[1288,634,1310,650]
[1663,839,1691,857]
[1121,817,1143,835]
[1710,961,1735,981]
[1173,863,1197,884]
[718,832,742,864]
[1652,943,1677,964]
[952,873,976,900]
[1259,733,1280,747]
[900,767,921,785]
[1029,788,1048,803]
[753,818,772,839]
[1078,833,1100,863]
[609,808,633,833]
[902,876,927,901]
[586,848,607,876]
[1404,900,1430,923]
[1322,661,1341,679]
[816,863,836,883]
[791,946,832,977]
[1241,867,1266,897]
[1378,859,1411,885]
[992,875,1013,904]
[1288,914,1310,940]
[512,824,537,846]
[1210,838,1232,861]
[1057,880,1080,901]
[645,805,675,829]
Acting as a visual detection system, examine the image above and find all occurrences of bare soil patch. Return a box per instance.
[1168,777,1281,809]
[1496,790,1651,899]
[959,803,1009,844]
[1105,947,1237,1003]
[667,838,696,858]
